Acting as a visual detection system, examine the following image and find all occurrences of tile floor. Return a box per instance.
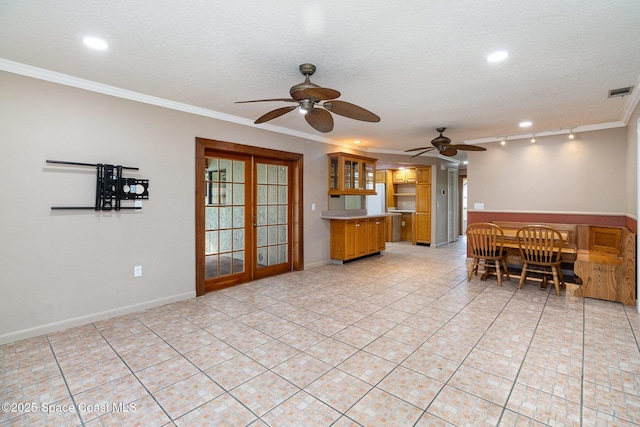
[2,240,640,426]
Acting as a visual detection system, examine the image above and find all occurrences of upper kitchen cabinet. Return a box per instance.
[328,152,377,195]
[392,168,417,184]
[416,167,431,183]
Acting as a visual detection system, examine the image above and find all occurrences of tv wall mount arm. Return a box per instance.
[47,160,149,211]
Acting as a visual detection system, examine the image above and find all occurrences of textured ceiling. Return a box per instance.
[1,0,639,162]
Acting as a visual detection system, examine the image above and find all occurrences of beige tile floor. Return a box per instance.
[2,239,640,426]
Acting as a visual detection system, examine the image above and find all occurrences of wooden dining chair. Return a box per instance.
[516,225,565,296]
[466,223,510,286]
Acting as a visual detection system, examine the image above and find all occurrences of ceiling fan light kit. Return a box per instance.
[236,64,380,133]
[405,127,487,158]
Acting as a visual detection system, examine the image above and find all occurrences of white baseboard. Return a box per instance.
[0,292,196,345]
[304,259,333,269]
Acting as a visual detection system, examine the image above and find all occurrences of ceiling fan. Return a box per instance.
[236,63,380,133]
[405,127,487,157]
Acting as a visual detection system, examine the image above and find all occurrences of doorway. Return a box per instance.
[448,168,458,242]
[459,175,467,235]
[195,138,304,295]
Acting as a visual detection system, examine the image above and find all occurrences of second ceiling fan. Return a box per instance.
[236,64,380,133]
[405,128,487,157]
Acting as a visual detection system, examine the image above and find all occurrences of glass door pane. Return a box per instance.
[364,161,375,190]
[329,156,339,191]
[353,160,360,190]
[204,157,245,279]
[344,160,352,189]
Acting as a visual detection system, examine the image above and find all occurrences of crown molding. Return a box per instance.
[0,59,335,145]
[620,74,640,125]
[1,58,636,150]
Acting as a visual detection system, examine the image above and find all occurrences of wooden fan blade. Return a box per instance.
[449,144,487,151]
[440,147,458,156]
[409,148,435,158]
[255,106,298,124]
[301,87,341,101]
[305,108,334,133]
[405,146,432,152]
[236,98,297,103]
[323,100,380,122]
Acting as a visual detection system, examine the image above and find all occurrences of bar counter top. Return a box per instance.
[320,209,401,220]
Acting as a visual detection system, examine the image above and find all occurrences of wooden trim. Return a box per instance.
[625,216,637,233]
[199,138,304,161]
[292,156,304,270]
[195,141,206,296]
[468,211,628,227]
[327,151,378,163]
[458,176,463,235]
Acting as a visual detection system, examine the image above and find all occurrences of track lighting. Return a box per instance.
[495,126,580,145]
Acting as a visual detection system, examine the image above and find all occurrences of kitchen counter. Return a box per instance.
[387,209,415,214]
[320,209,400,220]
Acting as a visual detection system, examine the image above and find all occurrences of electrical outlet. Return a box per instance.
[134,265,142,277]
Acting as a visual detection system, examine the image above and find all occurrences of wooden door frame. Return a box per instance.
[195,137,304,296]
[458,173,466,235]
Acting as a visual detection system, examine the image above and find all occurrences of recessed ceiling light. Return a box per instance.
[354,140,361,144]
[519,121,532,128]
[83,36,108,50]
[487,51,509,62]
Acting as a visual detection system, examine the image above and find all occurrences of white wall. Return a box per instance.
[467,127,628,214]
[0,71,338,343]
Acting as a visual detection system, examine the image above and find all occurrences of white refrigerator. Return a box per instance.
[366,183,386,215]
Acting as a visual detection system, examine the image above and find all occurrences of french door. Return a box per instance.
[253,158,292,279]
[195,138,303,295]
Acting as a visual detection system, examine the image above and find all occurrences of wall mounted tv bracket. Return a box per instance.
[47,160,149,211]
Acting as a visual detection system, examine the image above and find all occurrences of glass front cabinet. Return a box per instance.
[328,152,377,195]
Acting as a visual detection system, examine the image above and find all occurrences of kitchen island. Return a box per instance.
[321,210,399,263]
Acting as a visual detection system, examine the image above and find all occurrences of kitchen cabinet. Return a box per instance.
[416,167,431,183]
[416,181,431,212]
[368,217,386,252]
[413,212,431,244]
[329,216,386,261]
[392,168,416,184]
[413,167,432,245]
[400,213,413,241]
[328,152,377,195]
